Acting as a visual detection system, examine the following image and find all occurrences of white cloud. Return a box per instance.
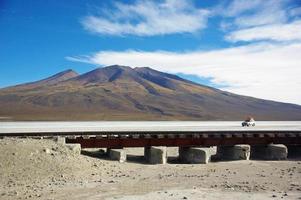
[234,1,287,27]
[81,0,210,36]
[67,42,301,105]
[221,1,301,44]
[220,0,289,28]
[222,0,262,17]
[226,20,301,42]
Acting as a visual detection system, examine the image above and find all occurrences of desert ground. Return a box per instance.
[0,138,300,200]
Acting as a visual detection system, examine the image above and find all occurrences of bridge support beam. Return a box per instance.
[144,146,167,164]
[55,136,66,145]
[179,147,216,164]
[287,145,301,158]
[65,144,81,155]
[251,144,287,160]
[217,144,250,160]
[108,148,127,163]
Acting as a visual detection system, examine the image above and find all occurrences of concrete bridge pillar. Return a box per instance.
[251,144,287,160]
[287,145,301,158]
[107,148,127,163]
[55,136,66,145]
[65,144,81,155]
[178,147,216,164]
[144,146,167,164]
[217,145,250,160]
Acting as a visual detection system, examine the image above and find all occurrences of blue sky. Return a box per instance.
[1,0,301,104]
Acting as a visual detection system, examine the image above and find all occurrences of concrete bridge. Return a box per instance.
[1,121,300,164]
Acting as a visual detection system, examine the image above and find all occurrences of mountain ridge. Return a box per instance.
[0,65,301,121]
[4,69,79,91]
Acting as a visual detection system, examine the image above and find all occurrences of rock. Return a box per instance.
[44,148,51,154]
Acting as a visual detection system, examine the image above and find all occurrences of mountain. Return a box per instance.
[0,65,301,121]
[6,69,79,91]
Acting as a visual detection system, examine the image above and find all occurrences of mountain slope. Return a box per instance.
[4,69,79,92]
[0,65,301,121]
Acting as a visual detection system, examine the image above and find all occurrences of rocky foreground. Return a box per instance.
[0,138,300,200]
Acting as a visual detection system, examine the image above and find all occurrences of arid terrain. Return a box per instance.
[0,137,300,200]
[1,65,301,121]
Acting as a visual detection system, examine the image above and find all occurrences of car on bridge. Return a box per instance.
[242,117,255,127]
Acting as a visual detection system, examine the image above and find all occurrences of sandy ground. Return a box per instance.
[0,138,300,200]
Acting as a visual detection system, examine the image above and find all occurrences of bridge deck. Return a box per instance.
[1,121,301,148]
[0,121,301,136]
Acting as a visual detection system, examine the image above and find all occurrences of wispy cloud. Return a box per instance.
[81,0,210,36]
[221,0,262,17]
[220,0,289,28]
[221,1,301,43]
[67,42,301,105]
[226,20,301,42]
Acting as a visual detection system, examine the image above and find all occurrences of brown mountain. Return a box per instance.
[0,65,301,121]
[5,69,79,91]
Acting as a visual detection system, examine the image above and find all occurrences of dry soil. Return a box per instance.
[0,138,300,200]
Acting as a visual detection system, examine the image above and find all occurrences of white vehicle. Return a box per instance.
[242,117,255,127]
